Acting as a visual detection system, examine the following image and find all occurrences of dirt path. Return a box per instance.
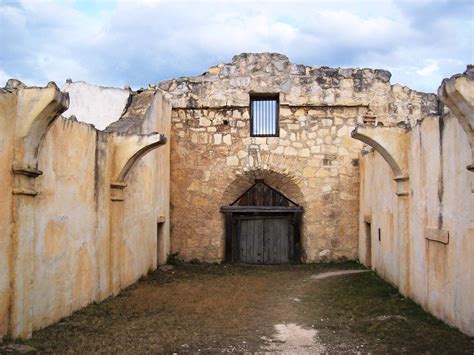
[7,262,473,353]
[310,269,370,280]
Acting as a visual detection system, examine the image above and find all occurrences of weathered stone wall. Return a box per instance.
[168,105,363,262]
[356,70,474,336]
[158,53,437,262]
[0,81,171,339]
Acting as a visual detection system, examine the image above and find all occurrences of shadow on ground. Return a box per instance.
[6,262,474,353]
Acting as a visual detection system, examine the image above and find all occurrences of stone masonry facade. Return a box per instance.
[157,53,438,263]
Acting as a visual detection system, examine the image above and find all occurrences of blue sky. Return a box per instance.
[0,0,472,93]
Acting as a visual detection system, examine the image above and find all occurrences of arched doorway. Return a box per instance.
[221,179,303,264]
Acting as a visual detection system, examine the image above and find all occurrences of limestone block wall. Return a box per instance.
[356,70,474,336]
[158,52,437,262]
[168,106,364,262]
[0,81,171,339]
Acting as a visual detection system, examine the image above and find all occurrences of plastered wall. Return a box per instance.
[0,90,16,337]
[357,71,474,336]
[0,81,171,339]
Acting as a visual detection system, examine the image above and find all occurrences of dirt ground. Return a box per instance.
[6,262,474,353]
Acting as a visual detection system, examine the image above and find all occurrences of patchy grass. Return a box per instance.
[20,262,473,353]
[300,271,474,353]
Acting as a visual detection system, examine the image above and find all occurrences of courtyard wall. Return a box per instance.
[356,69,474,336]
[0,81,171,339]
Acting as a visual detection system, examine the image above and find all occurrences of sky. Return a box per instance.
[0,0,473,93]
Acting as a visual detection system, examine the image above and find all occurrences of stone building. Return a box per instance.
[157,53,437,263]
[0,53,472,338]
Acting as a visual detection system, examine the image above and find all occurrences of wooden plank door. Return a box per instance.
[239,219,264,263]
[239,217,291,264]
[263,218,290,264]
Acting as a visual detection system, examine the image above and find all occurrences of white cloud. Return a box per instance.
[0,0,472,92]
[0,69,12,87]
[416,61,440,77]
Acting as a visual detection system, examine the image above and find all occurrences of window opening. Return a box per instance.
[250,94,279,137]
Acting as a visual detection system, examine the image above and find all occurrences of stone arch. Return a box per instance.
[117,136,166,182]
[220,168,305,208]
[351,125,409,195]
[111,133,167,185]
[438,70,474,171]
[220,167,305,264]
[12,82,69,172]
[351,125,408,179]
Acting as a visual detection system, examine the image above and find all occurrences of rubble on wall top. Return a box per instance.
[155,52,439,126]
[155,51,400,97]
[208,52,392,82]
[465,64,474,78]
[2,79,61,93]
[4,79,27,90]
[203,52,392,82]
[232,52,290,63]
[439,64,474,89]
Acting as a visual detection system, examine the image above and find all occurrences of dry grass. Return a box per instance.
[16,262,474,353]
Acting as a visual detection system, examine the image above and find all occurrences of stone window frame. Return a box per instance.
[249,93,280,137]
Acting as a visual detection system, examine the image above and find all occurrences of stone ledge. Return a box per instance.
[426,228,449,244]
[12,188,38,196]
[12,165,43,178]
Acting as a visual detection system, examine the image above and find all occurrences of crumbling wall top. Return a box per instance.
[156,52,438,126]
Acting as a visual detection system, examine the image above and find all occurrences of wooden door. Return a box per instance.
[239,219,264,263]
[238,217,291,264]
[263,218,290,264]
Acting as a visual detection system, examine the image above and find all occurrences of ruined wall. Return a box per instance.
[358,153,400,286]
[62,81,131,130]
[0,90,17,337]
[158,53,437,262]
[33,118,103,329]
[0,81,171,339]
[357,70,474,336]
[119,91,172,285]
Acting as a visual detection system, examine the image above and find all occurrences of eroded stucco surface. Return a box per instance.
[356,70,474,336]
[0,81,170,339]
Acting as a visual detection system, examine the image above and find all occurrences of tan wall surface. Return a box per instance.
[359,112,474,336]
[34,118,103,329]
[121,92,172,287]
[0,83,171,339]
[0,92,16,336]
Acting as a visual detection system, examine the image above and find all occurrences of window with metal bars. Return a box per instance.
[250,94,279,137]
